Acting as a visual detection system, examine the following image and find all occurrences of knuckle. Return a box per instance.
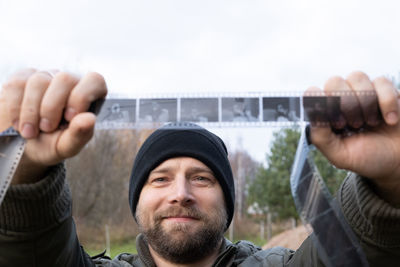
[27,72,51,88]
[347,71,369,83]
[2,76,27,91]
[374,77,397,95]
[304,86,322,96]
[373,76,389,84]
[373,76,396,88]
[54,71,79,86]
[87,71,105,83]
[324,76,345,92]
[87,72,107,91]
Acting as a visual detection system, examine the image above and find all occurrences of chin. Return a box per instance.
[164,223,196,233]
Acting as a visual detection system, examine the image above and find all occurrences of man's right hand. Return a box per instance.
[0,69,107,184]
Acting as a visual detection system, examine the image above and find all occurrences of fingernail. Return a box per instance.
[21,123,36,139]
[40,118,51,131]
[386,112,398,124]
[65,108,76,121]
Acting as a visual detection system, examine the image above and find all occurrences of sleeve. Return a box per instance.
[0,163,95,267]
[338,173,400,267]
[286,173,400,267]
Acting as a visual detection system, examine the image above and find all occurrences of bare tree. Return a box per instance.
[229,149,260,219]
[66,128,155,244]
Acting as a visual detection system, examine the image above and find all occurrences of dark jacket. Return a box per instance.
[92,234,300,266]
[1,164,399,267]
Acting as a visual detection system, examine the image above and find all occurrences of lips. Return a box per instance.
[154,207,204,223]
[163,215,199,221]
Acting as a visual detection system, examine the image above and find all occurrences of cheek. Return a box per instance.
[138,187,159,208]
[136,188,163,223]
[195,188,225,211]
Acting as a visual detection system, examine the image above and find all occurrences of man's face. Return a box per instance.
[136,157,227,264]
[277,104,288,115]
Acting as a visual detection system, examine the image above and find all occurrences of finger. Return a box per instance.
[56,112,96,159]
[305,86,348,167]
[346,71,380,127]
[65,72,107,121]
[39,72,79,132]
[303,86,344,129]
[324,76,363,129]
[304,86,328,126]
[19,71,52,139]
[1,68,36,130]
[309,125,349,169]
[373,76,399,125]
[0,93,7,131]
[304,86,336,145]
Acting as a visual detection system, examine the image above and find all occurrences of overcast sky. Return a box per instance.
[1,0,399,163]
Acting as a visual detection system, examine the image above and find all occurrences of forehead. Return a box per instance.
[150,157,213,173]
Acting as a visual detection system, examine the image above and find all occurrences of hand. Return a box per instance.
[308,71,400,205]
[0,69,107,184]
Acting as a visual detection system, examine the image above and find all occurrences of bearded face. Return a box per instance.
[135,157,228,264]
[136,204,227,263]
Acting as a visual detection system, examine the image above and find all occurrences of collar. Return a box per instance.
[135,234,237,267]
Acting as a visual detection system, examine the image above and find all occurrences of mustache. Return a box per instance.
[154,206,205,221]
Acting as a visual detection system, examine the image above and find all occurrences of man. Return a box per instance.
[0,69,399,266]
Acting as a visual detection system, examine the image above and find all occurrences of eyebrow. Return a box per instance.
[150,166,215,176]
[149,168,171,175]
[186,167,215,176]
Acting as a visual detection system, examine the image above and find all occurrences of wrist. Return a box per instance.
[370,178,400,207]
[11,154,49,185]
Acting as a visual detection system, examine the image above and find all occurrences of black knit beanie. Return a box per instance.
[129,122,235,230]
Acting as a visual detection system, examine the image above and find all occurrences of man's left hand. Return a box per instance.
[308,71,400,206]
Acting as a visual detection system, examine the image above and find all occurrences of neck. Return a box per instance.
[148,239,223,267]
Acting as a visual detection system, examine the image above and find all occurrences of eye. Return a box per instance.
[150,177,168,185]
[192,175,214,186]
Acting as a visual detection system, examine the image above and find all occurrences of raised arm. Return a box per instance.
[305,71,400,266]
[0,69,107,267]
[0,69,107,184]
[308,71,400,206]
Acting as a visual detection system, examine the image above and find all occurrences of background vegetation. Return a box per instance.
[67,127,347,257]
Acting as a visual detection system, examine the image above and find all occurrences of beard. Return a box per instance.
[136,205,227,264]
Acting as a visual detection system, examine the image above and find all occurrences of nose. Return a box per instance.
[167,176,194,206]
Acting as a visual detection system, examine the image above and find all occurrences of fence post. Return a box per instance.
[260,220,265,240]
[267,212,272,241]
[105,224,111,257]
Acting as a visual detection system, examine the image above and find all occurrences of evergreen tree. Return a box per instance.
[248,127,347,221]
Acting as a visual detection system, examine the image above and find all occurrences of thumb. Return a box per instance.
[310,126,349,170]
[56,112,96,159]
